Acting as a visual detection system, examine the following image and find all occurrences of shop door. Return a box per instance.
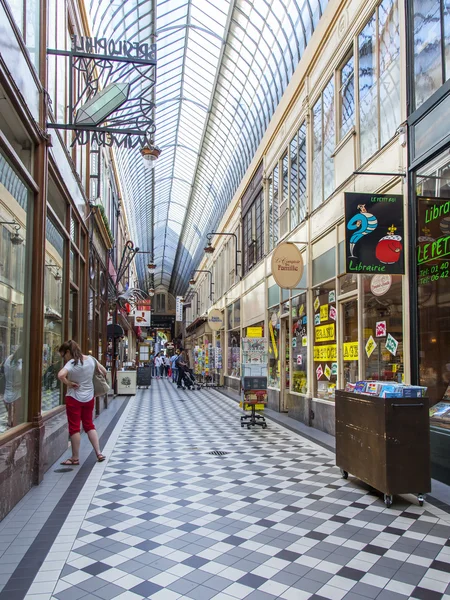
[340,299,359,389]
[280,317,290,412]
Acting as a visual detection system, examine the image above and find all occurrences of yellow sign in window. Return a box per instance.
[343,341,359,361]
[313,344,337,361]
[315,323,335,342]
[247,326,263,338]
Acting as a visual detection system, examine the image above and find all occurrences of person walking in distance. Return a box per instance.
[58,340,106,465]
[164,354,171,378]
[170,350,180,383]
[149,352,155,377]
[154,352,163,379]
[177,347,189,388]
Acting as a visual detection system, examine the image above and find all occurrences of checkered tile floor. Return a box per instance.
[27,381,450,599]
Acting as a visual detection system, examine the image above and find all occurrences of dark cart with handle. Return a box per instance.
[335,390,430,507]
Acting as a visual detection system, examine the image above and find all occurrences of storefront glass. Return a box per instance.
[268,306,280,387]
[291,293,307,394]
[313,282,337,400]
[0,153,32,432]
[226,300,241,377]
[362,274,403,381]
[416,157,450,417]
[42,217,65,412]
[342,299,359,387]
[227,329,240,377]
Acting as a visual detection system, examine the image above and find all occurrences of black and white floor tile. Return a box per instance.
[16,381,450,599]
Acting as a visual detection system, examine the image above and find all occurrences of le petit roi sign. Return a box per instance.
[47,35,157,149]
[344,192,405,275]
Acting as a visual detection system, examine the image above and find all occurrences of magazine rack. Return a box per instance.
[241,338,268,429]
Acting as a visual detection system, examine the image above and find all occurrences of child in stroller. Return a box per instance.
[178,364,201,390]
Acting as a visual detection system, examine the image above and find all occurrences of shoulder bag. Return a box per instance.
[93,358,109,397]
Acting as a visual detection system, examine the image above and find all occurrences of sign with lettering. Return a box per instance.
[247,326,263,338]
[207,309,224,331]
[315,324,335,342]
[320,304,328,322]
[417,197,450,285]
[314,344,337,361]
[271,242,304,288]
[345,192,404,275]
[343,341,359,361]
[176,296,183,322]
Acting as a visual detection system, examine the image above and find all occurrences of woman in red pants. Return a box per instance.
[57,340,106,466]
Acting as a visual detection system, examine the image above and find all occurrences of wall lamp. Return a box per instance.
[0,219,24,245]
[45,263,62,281]
[190,269,214,302]
[204,232,241,278]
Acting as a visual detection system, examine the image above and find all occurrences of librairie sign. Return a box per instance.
[271,242,304,288]
[417,196,450,286]
[344,192,405,275]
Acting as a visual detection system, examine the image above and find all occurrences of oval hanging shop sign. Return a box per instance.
[370,274,392,296]
[207,309,224,331]
[271,242,304,288]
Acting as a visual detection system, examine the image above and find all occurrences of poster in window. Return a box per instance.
[344,192,404,275]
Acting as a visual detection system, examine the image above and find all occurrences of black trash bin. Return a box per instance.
[335,390,431,507]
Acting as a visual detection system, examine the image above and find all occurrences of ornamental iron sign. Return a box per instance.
[47,35,157,148]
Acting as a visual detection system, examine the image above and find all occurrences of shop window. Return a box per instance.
[413,0,450,110]
[362,274,403,383]
[279,153,289,238]
[312,247,336,286]
[313,283,337,401]
[0,153,33,433]
[227,330,240,377]
[292,293,308,394]
[7,0,40,67]
[289,122,307,230]
[42,218,65,413]
[268,164,279,251]
[242,191,264,274]
[416,184,450,410]
[268,284,280,307]
[358,0,400,164]
[339,52,355,139]
[312,77,335,210]
[342,300,359,388]
[268,307,280,388]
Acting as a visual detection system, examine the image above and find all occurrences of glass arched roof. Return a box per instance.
[87,0,329,295]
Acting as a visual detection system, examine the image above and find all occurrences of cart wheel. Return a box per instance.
[384,494,393,508]
[247,425,251,429]
[418,494,425,507]
[241,423,244,428]
[340,469,348,480]
[262,423,267,429]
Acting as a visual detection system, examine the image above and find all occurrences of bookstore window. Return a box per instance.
[313,281,337,401]
[268,284,280,388]
[292,293,308,394]
[227,301,240,378]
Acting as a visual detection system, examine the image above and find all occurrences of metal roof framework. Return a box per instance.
[87,0,329,295]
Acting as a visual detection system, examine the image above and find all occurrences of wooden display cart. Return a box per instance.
[335,390,430,507]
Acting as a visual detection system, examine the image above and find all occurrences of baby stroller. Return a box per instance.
[178,364,201,390]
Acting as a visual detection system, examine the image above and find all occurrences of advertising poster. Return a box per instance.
[345,192,404,275]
